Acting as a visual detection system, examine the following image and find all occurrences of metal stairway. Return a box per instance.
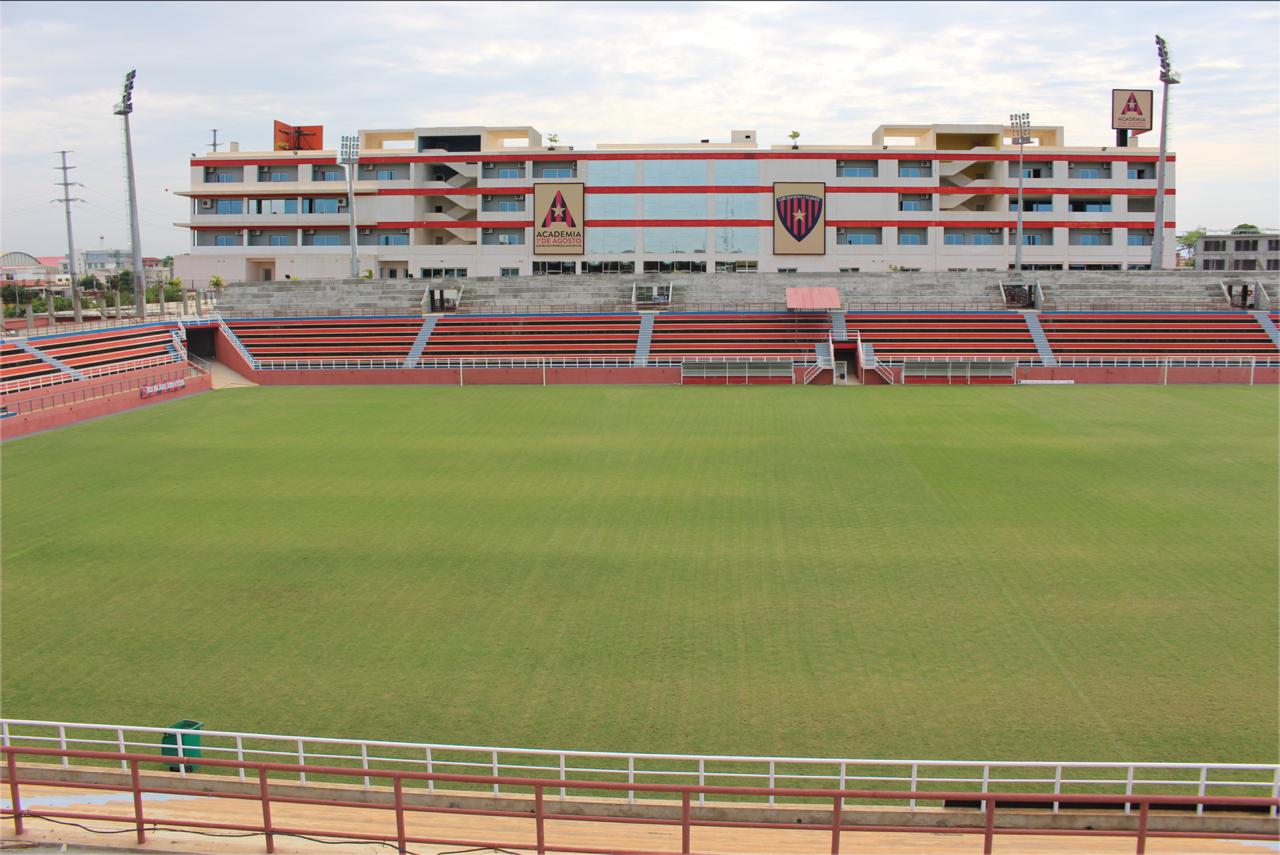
[218,320,259,370]
[404,316,439,368]
[1253,311,1280,350]
[1023,313,1057,366]
[830,311,848,341]
[634,313,655,366]
[14,338,85,381]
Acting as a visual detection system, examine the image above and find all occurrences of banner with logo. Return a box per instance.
[773,182,826,255]
[533,183,585,255]
[1111,89,1154,131]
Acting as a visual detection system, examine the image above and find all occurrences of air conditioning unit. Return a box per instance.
[482,228,495,235]
[204,167,215,175]
[361,163,375,171]
[359,228,372,235]
[483,195,495,202]
[199,199,213,209]
[303,229,316,235]
[337,198,348,208]
[514,194,525,201]
[988,228,1002,234]
[483,162,496,168]
[249,229,263,236]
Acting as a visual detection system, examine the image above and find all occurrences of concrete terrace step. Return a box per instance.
[1252,311,1280,349]
[404,316,439,367]
[1023,313,1057,366]
[634,313,655,366]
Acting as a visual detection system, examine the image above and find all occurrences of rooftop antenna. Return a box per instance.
[209,129,221,152]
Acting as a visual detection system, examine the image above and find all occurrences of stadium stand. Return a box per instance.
[648,312,831,360]
[419,314,641,360]
[0,341,70,393]
[226,317,423,365]
[27,324,182,376]
[1039,312,1280,359]
[845,312,1040,359]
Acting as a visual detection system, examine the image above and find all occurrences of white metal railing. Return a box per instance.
[3,719,1274,816]
[0,352,184,396]
[1052,355,1260,368]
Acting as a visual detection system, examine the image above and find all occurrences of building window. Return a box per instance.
[421,267,467,278]
[715,260,758,272]
[500,267,520,277]
[213,173,237,183]
[582,261,636,274]
[312,235,342,246]
[898,164,931,178]
[777,267,798,273]
[378,234,409,245]
[1267,259,1279,271]
[1235,239,1259,252]
[944,234,965,245]
[268,172,291,182]
[1077,168,1101,179]
[1201,259,1226,270]
[497,233,523,245]
[1021,168,1043,179]
[495,200,522,212]
[303,198,340,214]
[215,199,242,214]
[1078,234,1103,246]
[972,234,996,245]
[1128,234,1152,246]
[255,198,298,215]
[642,260,706,273]
[899,195,931,212]
[838,165,875,177]
[838,267,860,273]
[214,234,238,247]
[1268,239,1279,252]
[533,261,576,275]
[1070,201,1113,212]
[1127,167,1151,179]
[375,169,397,181]
[1010,200,1053,212]
[1202,240,1226,252]
[839,229,879,245]
[315,169,344,181]
[1022,234,1043,246]
[1232,259,1259,271]
[715,227,758,254]
[541,167,574,178]
[269,235,291,246]
[899,234,922,246]
[497,167,523,179]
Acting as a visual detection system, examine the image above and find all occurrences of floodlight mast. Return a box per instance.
[340,135,360,278]
[114,70,146,318]
[1151,35,1180,270]
[1010,113,1032,274]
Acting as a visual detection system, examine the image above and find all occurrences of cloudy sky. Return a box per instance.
[2,0,1277,257]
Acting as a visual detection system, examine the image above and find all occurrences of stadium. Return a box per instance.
[2,258,1278,854]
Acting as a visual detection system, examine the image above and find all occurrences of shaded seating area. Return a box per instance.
[227,318,422,364]
[649,312,830,360]
[26,324,181,378]
[421,314,641,359]
[846,312,1039,360]
[1039,313,1279,359]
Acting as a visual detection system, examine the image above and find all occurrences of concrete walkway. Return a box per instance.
[209,360,256,390]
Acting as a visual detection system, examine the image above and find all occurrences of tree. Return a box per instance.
[209,275,224,289]
[76,274,100,291]
[1231,224,1261,234]
[788,130,801,149]
[162,255,174,267]
[1176,226,1207,265]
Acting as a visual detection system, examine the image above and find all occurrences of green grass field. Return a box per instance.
[2,385,1276,764]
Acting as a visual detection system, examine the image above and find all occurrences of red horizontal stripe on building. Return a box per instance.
[584,186,772,194]
[186,224,378,230]
[827,220,1176,229]
[828,186,1174,196]
[584,219,773,228]
[377,187,532,196]
[192,152,1174,167]
[188,192,377,200]
[376,221,535,229]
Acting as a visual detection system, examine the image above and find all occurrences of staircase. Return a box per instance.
[634,313,655,366]
[218,321,259,370]
[14,339,85,381]
[1023,313,1058,366]
[862,342,894,384]
[1253,311,1280,350]
[830,311,848,341]
[404,316,439,367]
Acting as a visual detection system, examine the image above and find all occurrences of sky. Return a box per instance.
[2,0,1278,258]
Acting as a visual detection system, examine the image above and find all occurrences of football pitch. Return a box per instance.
[2,385,1276,764]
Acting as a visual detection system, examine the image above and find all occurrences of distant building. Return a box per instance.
[75,250,171,285]
[1195,231,1280,272]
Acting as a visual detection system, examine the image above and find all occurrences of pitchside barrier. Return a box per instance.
[868,355,1269,386]
[3,720,1275,817]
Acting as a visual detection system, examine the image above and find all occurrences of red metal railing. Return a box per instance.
[3,746,1275,855]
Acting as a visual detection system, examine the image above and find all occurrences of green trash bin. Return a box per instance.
[161,720,203,772]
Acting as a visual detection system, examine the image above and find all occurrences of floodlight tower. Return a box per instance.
[340,135,360,278]
[1151,35,1181,270]
[1010,112,1032,274]
[114,70,146,318]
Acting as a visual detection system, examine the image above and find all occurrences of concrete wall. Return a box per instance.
[1,370,212,440]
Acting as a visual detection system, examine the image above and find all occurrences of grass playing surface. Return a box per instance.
[2,385,1276,763]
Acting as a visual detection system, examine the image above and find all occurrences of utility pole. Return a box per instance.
[209,129,221,153]
[1151,36,1181,271]
[340,135,361,278]
[1010,112,1031,275]
[54,150,85,322]
[114,69,147,319]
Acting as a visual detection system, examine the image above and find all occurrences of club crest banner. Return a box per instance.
[773,182,826,255]
[533,183,585,255]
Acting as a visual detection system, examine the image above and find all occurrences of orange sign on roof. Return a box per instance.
[274,120,324,151]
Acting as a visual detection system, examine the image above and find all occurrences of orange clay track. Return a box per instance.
[2,785,1273,855]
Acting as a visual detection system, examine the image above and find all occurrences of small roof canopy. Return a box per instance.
[786,286,841,311]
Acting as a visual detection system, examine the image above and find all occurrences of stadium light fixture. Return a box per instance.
[340,135,360,279]
[114,70,146,319]
[1152,35,1180,270]
[1010,112,1032,275]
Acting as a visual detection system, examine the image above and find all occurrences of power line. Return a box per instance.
[55,150,86,320]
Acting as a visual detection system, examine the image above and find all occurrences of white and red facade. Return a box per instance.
[174,123,1176,286]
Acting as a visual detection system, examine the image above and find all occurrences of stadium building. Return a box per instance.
[174,122,1176,286]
